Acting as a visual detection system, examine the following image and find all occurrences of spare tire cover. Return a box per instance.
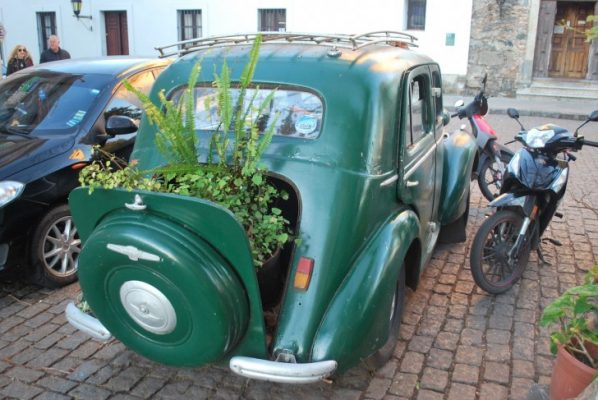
[78,211,249,366]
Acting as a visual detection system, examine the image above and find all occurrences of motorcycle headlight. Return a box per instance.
[550,168,568,194]
[0,181,25,207]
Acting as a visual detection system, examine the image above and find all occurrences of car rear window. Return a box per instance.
[0,71,112,136]
[172,86,324,139]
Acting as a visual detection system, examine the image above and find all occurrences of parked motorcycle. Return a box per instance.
[453,74,514,201]
[469,109,598,294]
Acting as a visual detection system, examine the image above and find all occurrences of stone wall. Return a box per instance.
[465,0,531,96]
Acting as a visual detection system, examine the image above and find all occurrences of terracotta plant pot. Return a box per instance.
[550,345,598,400]
[585,340,598,361]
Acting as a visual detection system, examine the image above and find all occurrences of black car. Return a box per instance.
[0,57,171,287]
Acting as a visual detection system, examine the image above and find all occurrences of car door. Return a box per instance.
[398,66,439,257]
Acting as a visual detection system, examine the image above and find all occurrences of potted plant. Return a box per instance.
[79,35,290,276]
[540,265,598,400]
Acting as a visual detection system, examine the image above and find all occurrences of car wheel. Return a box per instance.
[364,263,406,370]
[30,204,80,288]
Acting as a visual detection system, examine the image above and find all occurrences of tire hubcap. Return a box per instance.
[43,216,80,277]
[120,280,177,335]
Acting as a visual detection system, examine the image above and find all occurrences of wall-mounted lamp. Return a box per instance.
[71,0,92,20]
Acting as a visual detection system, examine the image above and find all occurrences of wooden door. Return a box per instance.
[549,2,593,78]
[105,11,129,55]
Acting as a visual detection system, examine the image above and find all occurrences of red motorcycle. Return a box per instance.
[453,74,514,201]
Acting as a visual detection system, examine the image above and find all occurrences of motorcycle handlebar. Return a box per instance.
[583,139,598,148]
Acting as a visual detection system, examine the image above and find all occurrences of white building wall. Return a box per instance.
[0,0,472,76]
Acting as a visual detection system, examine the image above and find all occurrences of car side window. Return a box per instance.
[104,70,156,122]
[407,74,431,145]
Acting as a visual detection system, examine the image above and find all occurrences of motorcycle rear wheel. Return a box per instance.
[478,153,511,201]
[470,210,531,294]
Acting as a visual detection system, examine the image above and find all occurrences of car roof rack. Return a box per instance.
[155,31,418,58]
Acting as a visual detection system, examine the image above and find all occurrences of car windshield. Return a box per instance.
[0,71,113,137]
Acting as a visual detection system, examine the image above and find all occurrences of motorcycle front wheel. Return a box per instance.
[478,152,512,201]
[470,210,531,294]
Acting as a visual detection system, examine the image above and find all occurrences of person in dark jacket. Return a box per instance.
[40,35,71,63]
[6,45,33,75]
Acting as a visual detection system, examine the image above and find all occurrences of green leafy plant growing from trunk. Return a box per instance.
[80,35,290,267]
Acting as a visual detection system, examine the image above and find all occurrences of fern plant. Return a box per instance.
[80,35,290,267]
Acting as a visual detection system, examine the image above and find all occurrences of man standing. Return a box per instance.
[40,35,70,63]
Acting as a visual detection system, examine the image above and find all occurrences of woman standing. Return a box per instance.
[7,45,33,75]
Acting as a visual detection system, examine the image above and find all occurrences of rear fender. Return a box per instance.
[69,187,267,362]
[310,209,419,371]
[439,130,477,225]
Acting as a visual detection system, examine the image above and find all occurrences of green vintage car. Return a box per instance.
[65,32,476,383]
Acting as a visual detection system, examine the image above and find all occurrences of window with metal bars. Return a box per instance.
[407,0,426,30]
[258,9,286,32]
[37,12,57,53]
[177,9,202,41]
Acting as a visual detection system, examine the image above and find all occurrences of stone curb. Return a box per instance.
[444,95,597,122]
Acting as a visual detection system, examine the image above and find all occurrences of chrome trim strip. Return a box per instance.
[65,302,112,341]
[380,174,399,187]
[229,356,337,384]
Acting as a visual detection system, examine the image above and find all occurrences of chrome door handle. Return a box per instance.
[406,180,419,187]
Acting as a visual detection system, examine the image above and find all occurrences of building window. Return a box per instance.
[258,9,286,32]
[37,12,56,53]
[178,9,202,41]
[407,0,426,30]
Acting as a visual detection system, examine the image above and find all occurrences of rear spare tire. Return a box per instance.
[78,211,249,366]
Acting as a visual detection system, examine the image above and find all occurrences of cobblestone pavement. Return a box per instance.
[1,116,597,399]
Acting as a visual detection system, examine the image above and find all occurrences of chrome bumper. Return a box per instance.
[229,356,337,384]
[65,302,112,341]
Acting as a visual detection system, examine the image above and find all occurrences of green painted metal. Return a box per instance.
[438,130,477,224]
[310,209,419,371]
[69,187,268,362]
[71,42,477,374]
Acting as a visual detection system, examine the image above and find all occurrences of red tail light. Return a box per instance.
[293,257,314,291]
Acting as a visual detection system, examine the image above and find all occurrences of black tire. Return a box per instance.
[470,210,530,294]
[478,153,511,201]
[364,264,406,370]
[29,204,80,288]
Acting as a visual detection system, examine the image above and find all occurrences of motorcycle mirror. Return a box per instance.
[507,108,520,119]
[507,108,526,130]
[454,99,465,108]
[574,110,598,136]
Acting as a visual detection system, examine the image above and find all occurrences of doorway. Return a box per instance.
[548,2,593,78]
[105,11,129,55]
